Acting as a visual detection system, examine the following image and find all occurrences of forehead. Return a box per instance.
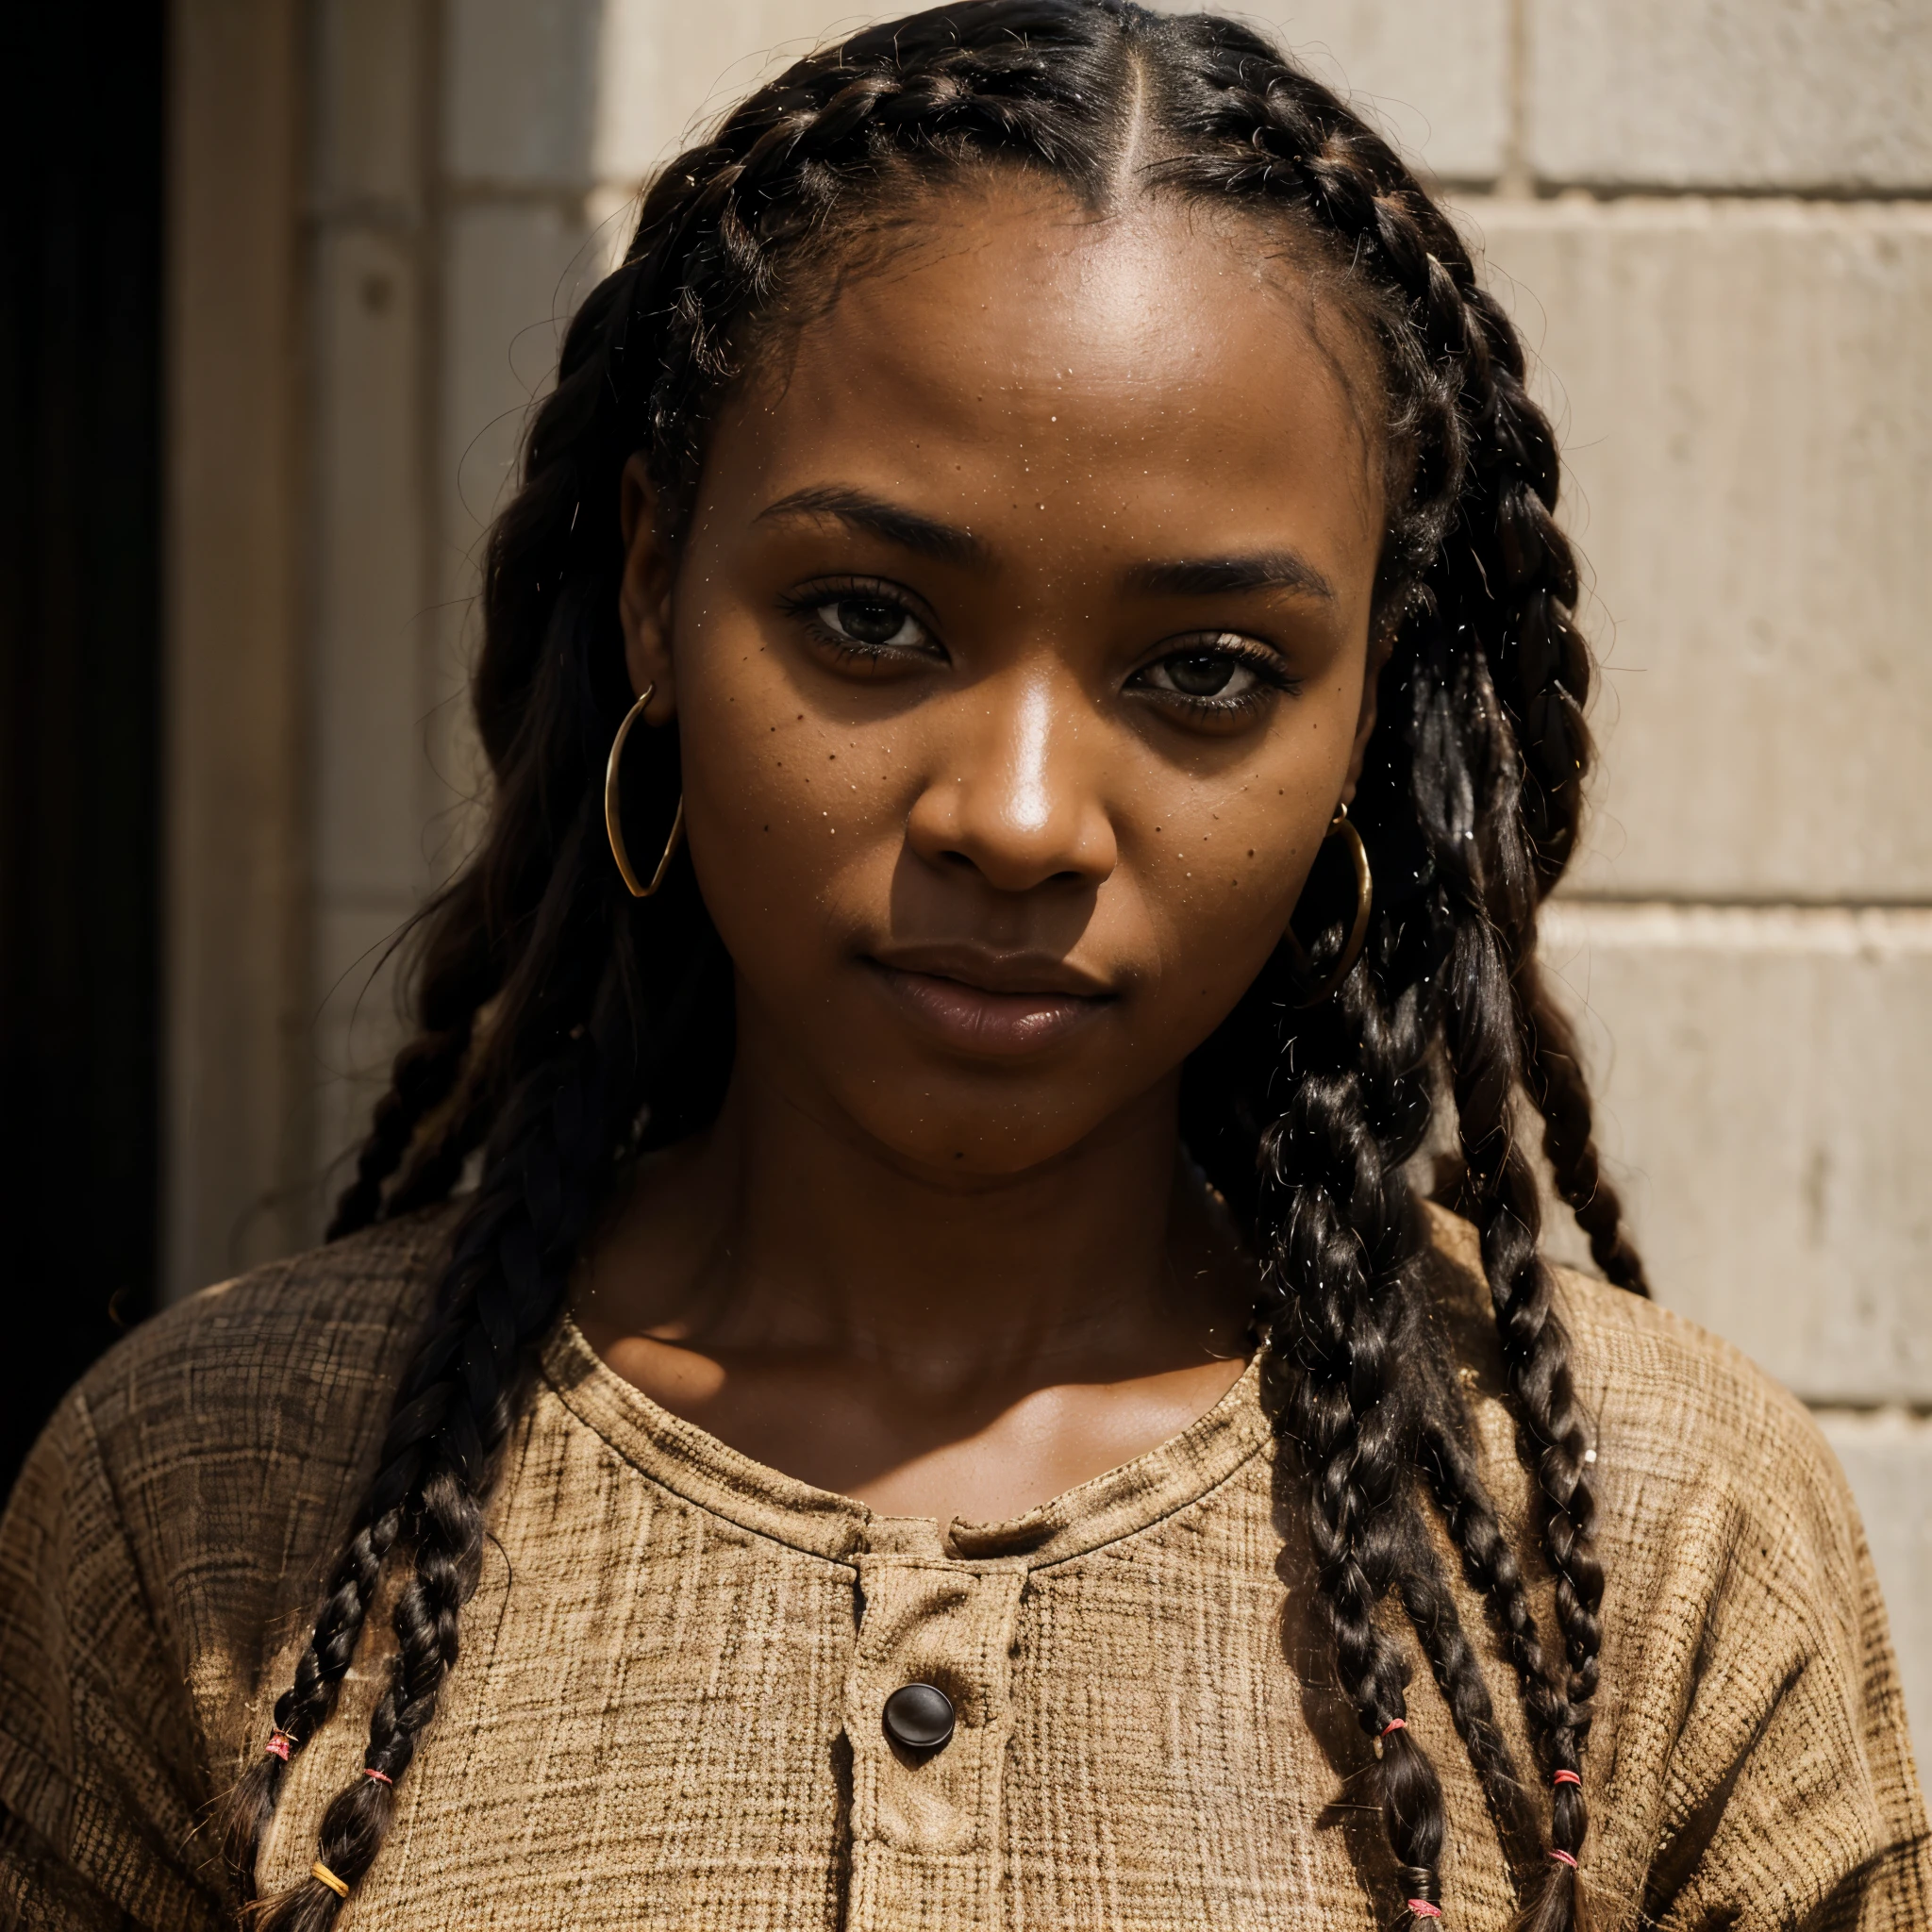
[703,179,1387,568]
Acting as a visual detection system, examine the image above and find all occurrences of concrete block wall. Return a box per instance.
[294,0,1930,1743]
[1465,14,1932,1751]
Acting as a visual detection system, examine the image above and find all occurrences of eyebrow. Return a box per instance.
[755,486,1337,606]
[755,486,991,570]
[1122,552,1338,603]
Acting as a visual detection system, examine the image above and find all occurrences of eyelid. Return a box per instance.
[780,573,941,629]
[1140,631,1301,687]
[779,574,946,660]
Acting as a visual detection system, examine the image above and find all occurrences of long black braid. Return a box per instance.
[227,6,1644,1924]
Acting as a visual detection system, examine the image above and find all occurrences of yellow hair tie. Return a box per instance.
[310,1860,351,1900]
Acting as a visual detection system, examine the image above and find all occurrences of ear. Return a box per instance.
[1338,625,1394,809]
[619,452,677,718]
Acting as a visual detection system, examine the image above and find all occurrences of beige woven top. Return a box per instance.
[0,1205,1925,1930]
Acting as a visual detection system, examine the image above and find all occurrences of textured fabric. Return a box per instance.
[0,1205,1925,1930]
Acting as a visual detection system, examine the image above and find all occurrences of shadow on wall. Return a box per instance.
[0,6,164,1497]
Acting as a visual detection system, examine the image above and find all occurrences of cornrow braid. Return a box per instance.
[1162,27,1618,1917]
[250,1039,630,1917]
[1174,35,1642,1318]
[379,1079,493,1221]
[1417,1410,1567,1775]
[1349,945,1548,1880]
[1207,809,1547,1918]
[1519,965,1651,1294]
[244,5,1647,1923]
[325,897,495,1240]
[1257,965,1451,1925]
[1430,248,1647,1299]
[1436,866,1603,1917]
[267,1025,618,1927]
[1384,213,1628,1909]
[219,1510,401,1892]
[1391,1491,1544,1879]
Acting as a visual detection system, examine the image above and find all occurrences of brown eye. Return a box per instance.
[1164,651,1236,696]
[821,596,920,649]
[1139,644,1270,706]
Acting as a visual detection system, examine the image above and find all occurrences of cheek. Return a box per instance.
[1132,783,1324,1023]
[1119,679,1367,1049]
[668,629,907,978]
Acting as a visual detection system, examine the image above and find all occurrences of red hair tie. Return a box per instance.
[362,1768,393,1787]
[1553,1770,1581,1788]
[1374,1716,1407,1758]
[1548,1849,1578,1871]
[1407,1903,1443,1922]
[264,1732,292,1762]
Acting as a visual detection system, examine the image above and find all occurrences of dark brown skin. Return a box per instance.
[575,182,1389,1524]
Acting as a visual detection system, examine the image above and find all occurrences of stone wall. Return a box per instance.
[267,0,1931,1740]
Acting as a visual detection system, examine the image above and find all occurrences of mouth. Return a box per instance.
[863,945,1117,1058]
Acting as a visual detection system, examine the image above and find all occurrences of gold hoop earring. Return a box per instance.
[1283,804,1373,1008]
[604,684,685,898]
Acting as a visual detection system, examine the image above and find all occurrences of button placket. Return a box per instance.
[843,1552,1026,1930]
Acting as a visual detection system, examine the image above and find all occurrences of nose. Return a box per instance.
[906,670,1118,894]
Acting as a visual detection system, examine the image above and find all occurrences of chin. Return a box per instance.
[849,1092,1113,1183]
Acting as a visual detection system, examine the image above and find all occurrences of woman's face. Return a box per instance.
[623,182,1388,1175]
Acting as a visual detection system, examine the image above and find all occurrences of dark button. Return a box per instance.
[882,1682,955,1752]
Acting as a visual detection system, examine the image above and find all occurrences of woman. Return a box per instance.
[1,2,1924,1926]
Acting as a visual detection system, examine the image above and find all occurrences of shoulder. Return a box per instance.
[0,1214,455,1921]
[19,1213,451,1742]
[1418,1204,1889,1721]
[72,1208,450,1491]
[1417,1207,1931,1919]
[1419,1200,1848,1526]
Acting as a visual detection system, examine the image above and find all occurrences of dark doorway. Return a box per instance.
[0,9,166,1497]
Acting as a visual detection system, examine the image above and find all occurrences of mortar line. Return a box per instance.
[1549,895,1932,914]
[1807,1403,1932,1424]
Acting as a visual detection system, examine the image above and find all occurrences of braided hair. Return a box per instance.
[226,5,1646,1924]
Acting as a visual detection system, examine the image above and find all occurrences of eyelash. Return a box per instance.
[778,581,1300,714]
[777,578,940,664]
[1132,636,1302,716]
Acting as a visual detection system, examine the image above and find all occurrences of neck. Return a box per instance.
[584,1026,1246,1395]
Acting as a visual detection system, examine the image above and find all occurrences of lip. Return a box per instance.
[863,945,1117,1058]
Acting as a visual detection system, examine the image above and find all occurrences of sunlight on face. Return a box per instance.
[625,180,1389,1178]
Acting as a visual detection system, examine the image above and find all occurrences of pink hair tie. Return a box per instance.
[1407,1903,1443,1922]
[1374,1715,1407,1758]
[1548,1849,1578,1871]
[1552,1770,1582,1789]
[264,1732,292,1762]
[362,1768,393,1787]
